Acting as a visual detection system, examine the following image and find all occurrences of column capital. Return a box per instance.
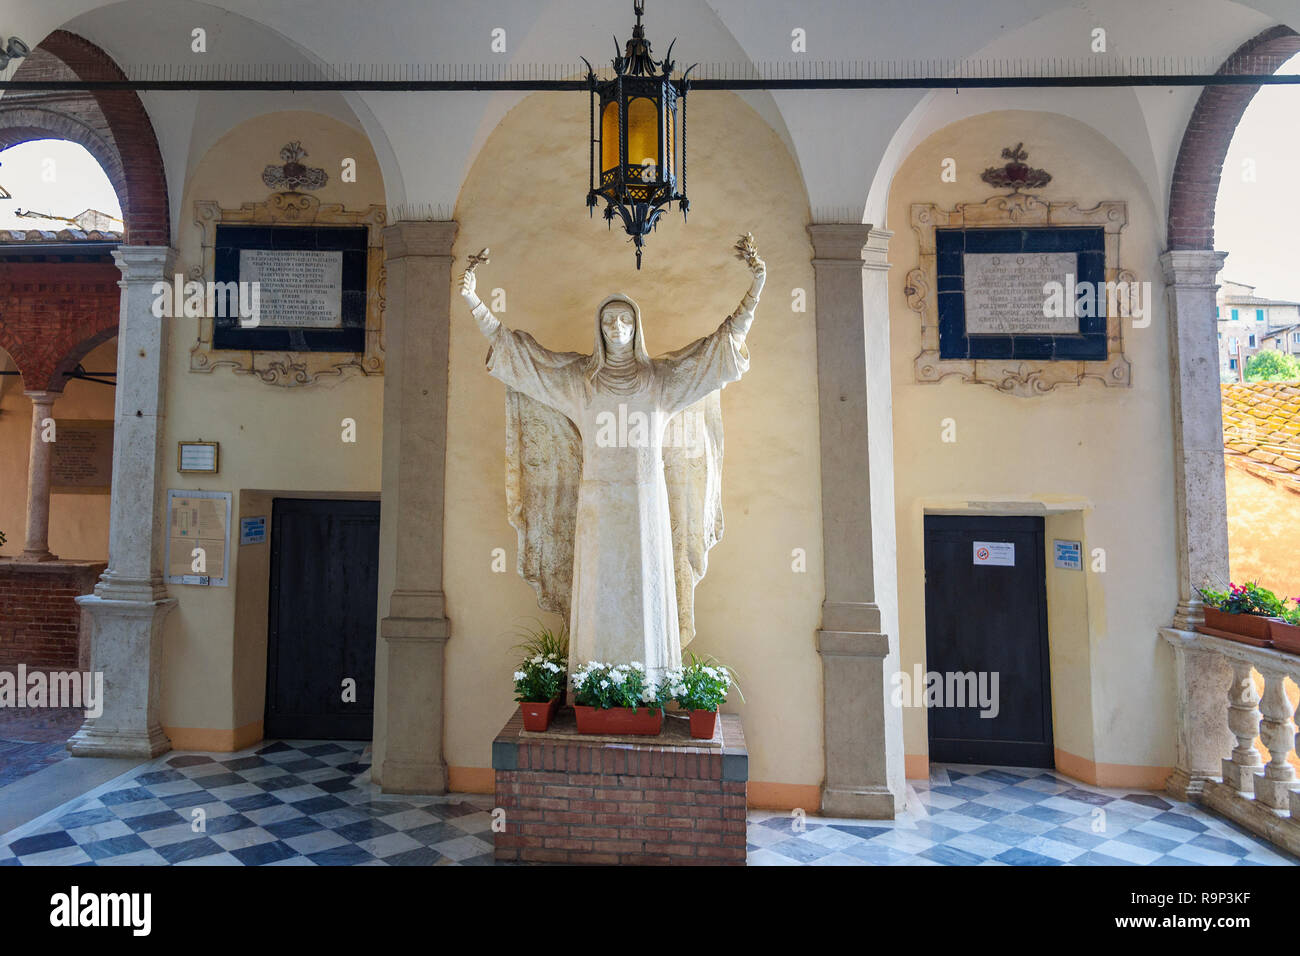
[807,222,874,262]
[111,245,177,282]
[383,220,459,260]
[22,389,61,404]
[1160,249,1228,288]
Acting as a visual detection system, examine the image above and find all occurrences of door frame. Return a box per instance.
[231,489,381,744]
[921,512,1054,768]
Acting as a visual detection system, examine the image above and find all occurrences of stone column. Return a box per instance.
[69,246,177,758]
[376,220,456,794]
[21,390,61,561]
[809,223,904,818]
[1160,250,1230,630]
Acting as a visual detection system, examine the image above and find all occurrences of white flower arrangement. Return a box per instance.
[571,660,667,711]
[513,651,566,704]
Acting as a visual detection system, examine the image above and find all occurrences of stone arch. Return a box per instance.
[0,29,169,245]
[1167,25,1300,250]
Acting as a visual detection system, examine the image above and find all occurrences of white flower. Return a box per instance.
[513,671,526,681]
[600,680,610,689]
[640,688,656,702]
[672,683,687,697]
[532,655,543,664]
[610,671,625,684]
[630,661,643,670]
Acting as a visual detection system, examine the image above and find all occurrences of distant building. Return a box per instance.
[1216,280,1300,379]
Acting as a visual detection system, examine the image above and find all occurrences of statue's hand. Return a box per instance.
[458,268,478,301]
[734,232,764,285]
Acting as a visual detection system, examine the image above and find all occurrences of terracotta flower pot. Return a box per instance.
[573,704,663,736]
[1269,620,1300,655]
[520,696,560,732]
[689,709,718,739]
[1198,607,1274,647]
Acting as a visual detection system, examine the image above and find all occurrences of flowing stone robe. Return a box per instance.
[484,295,751,682]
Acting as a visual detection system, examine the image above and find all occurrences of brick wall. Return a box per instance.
[0,561,103,670]
[493,711,749,865]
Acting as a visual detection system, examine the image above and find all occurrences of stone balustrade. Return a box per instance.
[1163,628,1300,855]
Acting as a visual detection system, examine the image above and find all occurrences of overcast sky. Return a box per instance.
[1215,53,1300,302]
[1,61,1297,300]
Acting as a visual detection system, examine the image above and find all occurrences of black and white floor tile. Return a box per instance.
[1,745,1294,865]
[745,766,1297,866]
[0,740,494,866]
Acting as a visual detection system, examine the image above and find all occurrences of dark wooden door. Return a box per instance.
[265,498,379,740]
[923,515,1054,767]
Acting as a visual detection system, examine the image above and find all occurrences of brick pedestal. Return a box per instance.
[0,559,104,670]
[492,708,749,865]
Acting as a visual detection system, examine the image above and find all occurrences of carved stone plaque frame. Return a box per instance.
[190,192,386,386]
[907,193,1133,396]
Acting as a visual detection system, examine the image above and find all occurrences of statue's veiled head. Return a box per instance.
[586,294,651,391]
[600,300,636,351]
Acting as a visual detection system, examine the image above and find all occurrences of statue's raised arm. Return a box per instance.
[730,232,766,340]
[458,247,500,338]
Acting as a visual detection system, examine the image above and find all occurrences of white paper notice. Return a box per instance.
[973,541,1015,567]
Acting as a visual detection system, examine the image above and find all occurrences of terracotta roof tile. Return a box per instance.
[1222,381,1300,487]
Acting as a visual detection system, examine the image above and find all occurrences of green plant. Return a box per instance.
[1244,349,1300,382]
[513,653,565,704]
[1197,581,1287,617]
[510,619,569,663]
[665,652,743,712]
[1283,604,1300,626]
[570,661,665,711]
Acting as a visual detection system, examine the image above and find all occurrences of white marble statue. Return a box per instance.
[458,237,765,683]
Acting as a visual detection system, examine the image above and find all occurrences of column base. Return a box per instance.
[18,550,59,562]
[379,612,450,795]
[821,785,901,819]
[378,756,449,795]
[67,723,171,758]
[72,594,175,759]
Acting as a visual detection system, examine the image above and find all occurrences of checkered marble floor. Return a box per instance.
[0,740,495,866]
[746,765,1298,866]
[2,747,1295,865]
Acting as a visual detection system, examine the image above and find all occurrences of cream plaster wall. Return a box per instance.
[438,90,825,787]
[887,111,1179,772]
[156,110,386,734]
[0,339,116,560]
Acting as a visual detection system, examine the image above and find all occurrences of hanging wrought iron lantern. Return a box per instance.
[584,0,694,269]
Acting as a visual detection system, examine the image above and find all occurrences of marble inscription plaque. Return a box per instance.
[239,248,343,329]
[51,421,113,492]
[963,252,1078,335]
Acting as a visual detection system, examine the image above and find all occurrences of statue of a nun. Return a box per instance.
[458,237,765,683]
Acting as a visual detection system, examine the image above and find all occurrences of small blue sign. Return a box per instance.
[1053,539,1082,571]
[240,515,267,546]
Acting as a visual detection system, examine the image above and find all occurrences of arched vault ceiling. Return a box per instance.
[3,0,1296,230]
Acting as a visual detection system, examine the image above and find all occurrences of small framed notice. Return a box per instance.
[166,490,231,586]
[973,541,1015,567]
[178,441,220,474]
[1054,539,1083,570]
[240,515,267,546]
